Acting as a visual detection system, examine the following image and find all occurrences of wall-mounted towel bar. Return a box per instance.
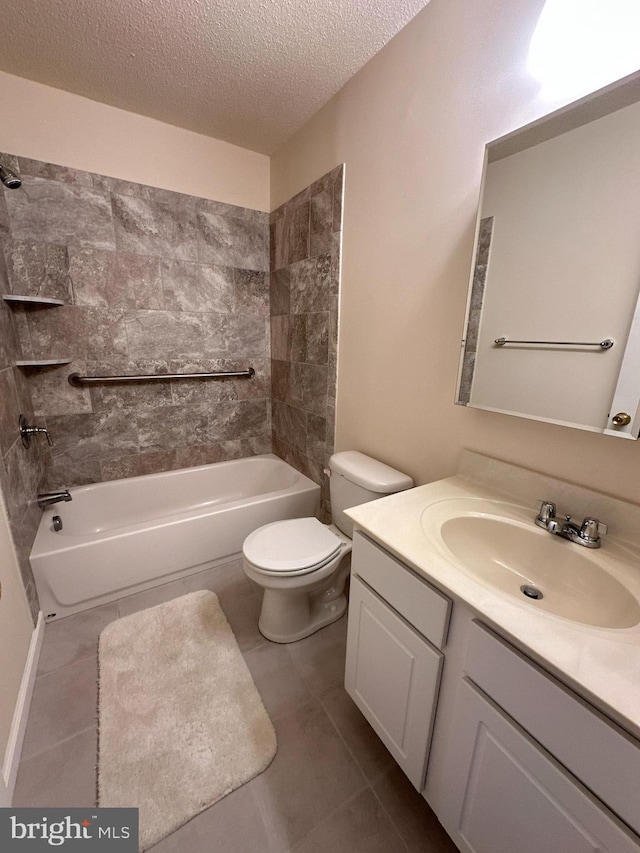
[68,367,255,386]
[494,338,614,349]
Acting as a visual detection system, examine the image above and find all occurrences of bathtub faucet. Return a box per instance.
[37,490,72,508]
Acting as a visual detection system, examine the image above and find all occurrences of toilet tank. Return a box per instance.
[329,451,413,537]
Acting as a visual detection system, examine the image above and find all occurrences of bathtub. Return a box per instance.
[30,454,320,621]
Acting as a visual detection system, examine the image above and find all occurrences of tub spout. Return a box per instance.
[38,490,72,508]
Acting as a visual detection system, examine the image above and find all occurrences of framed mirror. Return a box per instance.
[457,70,640,439]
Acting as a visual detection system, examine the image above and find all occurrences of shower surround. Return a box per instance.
[0,154,343,616]
[0,155,46,621]
[270,165,343,521]
[1,152,272,488]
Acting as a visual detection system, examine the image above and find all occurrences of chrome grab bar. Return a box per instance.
[68,367,255,386]
[494,338,613,349]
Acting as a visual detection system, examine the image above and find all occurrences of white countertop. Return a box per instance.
[346,465,640,740]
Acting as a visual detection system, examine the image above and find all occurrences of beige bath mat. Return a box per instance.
[97,590,276,851]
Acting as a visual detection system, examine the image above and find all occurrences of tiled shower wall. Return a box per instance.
[270,166,343,521]
[457,215,492,405]
[0,154,343,618]
[0,154,46,621]
[1,153,271,488]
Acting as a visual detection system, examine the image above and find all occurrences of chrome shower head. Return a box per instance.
[0,164,21,189]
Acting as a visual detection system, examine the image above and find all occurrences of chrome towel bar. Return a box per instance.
[68,367,255,386]
[494,338,614,350]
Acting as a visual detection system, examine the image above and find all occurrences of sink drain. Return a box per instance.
[520,584,543,600]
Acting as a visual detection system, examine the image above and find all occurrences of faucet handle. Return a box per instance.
[535,500,556,528]
[580,517,608,541]
[19,414,53,447]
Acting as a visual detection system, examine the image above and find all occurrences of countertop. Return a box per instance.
[345,469,640,741]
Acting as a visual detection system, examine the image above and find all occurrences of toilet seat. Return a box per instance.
[242,518,343,576]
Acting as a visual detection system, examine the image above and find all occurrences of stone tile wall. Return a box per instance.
[457,215,493,405]
[270,166,343,521]
[0,153,344,618]
[0,154,45,622]
[1,153,271,488]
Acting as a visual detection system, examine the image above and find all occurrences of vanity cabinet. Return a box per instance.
[345,530,640,853]
[463,621,640,836]
[433,621,640,852]
[345,532,451,789]
[441,678,638,853]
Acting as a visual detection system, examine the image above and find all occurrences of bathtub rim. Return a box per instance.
[33,453,319,551]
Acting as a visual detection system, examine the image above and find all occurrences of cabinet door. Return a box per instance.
[345,576,443,789]
[439,678,639,853]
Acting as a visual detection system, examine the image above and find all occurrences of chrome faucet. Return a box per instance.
[535,501,607,548]
[37,490,72,508]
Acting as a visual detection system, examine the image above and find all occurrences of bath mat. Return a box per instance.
[97,590,276,851]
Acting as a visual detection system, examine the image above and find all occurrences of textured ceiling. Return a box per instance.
[0,0,431,154]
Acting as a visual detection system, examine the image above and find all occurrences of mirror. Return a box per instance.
[457,70,640,439]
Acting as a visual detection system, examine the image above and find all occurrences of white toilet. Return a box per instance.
[242,451,413,643]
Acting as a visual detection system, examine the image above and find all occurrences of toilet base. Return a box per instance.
[258,590,347,643]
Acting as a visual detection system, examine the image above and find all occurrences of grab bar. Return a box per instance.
[494,338,614,350]
[68,367,255,386]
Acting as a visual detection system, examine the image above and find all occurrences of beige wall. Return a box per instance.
[0,70,270,211]
[0,491,33,770]
[271,0,640,505]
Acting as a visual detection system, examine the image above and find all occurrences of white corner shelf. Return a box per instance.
[15,359,73,367]
[3,294,65,306]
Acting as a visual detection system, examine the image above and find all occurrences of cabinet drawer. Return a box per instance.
[466,620,640,836]
[352,532,451,649]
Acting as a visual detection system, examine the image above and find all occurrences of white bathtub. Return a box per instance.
[30,454,320,621]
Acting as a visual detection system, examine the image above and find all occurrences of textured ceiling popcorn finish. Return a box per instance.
[0,0,431,153]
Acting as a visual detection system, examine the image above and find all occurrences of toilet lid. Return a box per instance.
[243,518,342,573]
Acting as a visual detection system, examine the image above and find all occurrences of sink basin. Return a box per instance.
[421,501,640,629]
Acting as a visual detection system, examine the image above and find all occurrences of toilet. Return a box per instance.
[242,451,413,643]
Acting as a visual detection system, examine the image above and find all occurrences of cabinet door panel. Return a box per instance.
[442,678,639,853]
[345,576,443,789]
[466,620,640,835]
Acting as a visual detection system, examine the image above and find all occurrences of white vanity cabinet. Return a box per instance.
[345,532,451,789]
[432,621,640,853]
[439,678,638,853]
[345,530,640,853]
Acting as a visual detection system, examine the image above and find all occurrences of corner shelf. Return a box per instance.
[3,294,66,306]
[4,295,71,367]
[16,359,73,368]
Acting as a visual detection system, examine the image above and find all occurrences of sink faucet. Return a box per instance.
[535,501,607,548]
[37,490,72,508]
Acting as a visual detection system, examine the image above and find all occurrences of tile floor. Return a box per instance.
[14,559,458,852]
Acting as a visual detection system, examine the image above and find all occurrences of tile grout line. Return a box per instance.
[314,686,392,789]
[287,786,395,853]
[368,779,414,853]
[312,689,418,851]
[246,684,369,853]
[313,685,412,853]
[36,644,100,681]
[20,723,97,768]
[37,645,101,678]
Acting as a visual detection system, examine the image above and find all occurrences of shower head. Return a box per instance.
[0,163,21,189]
